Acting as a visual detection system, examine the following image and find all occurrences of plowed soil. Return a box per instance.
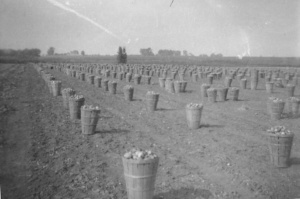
[1,63,300,199]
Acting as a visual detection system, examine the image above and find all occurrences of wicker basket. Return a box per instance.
[265,82,274,94]
[146,93,159,112]
[69,97,85,121]
[186,104,203,129]
[224,77,233,87]
[81,108,100,135]
[268,100,285,120]
[62,89,75,109]
[51,81,62,96]
[207,88,217,103]
[123,87,134,101]
[240,79,247,89]
[108,81,117,94]
[217,87,228,102]
[122,157,159,199]
[286,84,295,97]
[268,133,294,168]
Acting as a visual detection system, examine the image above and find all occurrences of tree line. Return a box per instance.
[140,48,181,56]
[47,47,85,56]
[0,48,41,57]
[47,46,128,65]
[140,47,223,58]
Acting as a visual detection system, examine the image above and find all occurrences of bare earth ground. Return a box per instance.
[0,63,300,199]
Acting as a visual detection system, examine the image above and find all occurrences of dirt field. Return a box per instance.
[1,63,300,199]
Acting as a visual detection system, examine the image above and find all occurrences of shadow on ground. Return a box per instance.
[94,129,130,134]
[132,99,142,102]
[280,113,300,120]
[236,99,250,102]
[100,116,112,119]
[154,187,213,199]
[157,108,176,111]
[290,157,300,165]
[201,123,224,128]
[184,90,194,93]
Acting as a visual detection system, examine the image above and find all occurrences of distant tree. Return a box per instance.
[30,48,41,57]
[157,49,181,56]
[0,48,41,57]
[22,48,41,57]
[81,50,85,56]
[210,53,223,58]
[117,46,127,64]
[69,50,79,55]
[174,51,181,56]
[199,54,209,58]
[183,50,188,56]
[47,47,55,56]
[140,48,154,56]
[122,47,127,64]
[216,53,223,58]
[117,46,123,63]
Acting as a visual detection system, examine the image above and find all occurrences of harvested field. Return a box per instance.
[1,63,300,199]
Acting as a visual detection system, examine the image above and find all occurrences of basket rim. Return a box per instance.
[266,132,294,138]
[186,104,204,109]
[122,156,159,164]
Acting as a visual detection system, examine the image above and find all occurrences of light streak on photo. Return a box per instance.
[46,0,123,42]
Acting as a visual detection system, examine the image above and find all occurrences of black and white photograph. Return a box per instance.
[0,0,300,198]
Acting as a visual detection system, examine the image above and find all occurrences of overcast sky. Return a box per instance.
[0,0,299,57]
